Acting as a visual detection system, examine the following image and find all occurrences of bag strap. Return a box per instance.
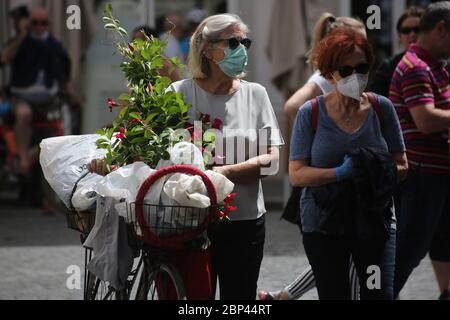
[311,97,319,133]
[366,92,384,128]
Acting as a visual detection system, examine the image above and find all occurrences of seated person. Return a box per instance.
[1,8,71,174]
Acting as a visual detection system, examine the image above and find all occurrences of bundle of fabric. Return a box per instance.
[312,147,398,241]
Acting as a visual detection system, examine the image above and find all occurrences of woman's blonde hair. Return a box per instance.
[188,14,249,79]
[306,13,366,68]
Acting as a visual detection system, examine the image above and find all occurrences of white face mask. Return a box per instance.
[335,73,369,100]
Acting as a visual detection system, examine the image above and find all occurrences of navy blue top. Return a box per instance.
[289,94,406,233]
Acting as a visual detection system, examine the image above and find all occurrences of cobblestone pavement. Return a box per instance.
[0,204,439,300]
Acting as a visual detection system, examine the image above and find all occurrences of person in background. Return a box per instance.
[180,8,208,62]
[368,6,424,98]
[160,13,185,64]
[283,13,366,119]
[0,8,71,176]
[0,5,30,67]
[132,25,158,41]
[159,13,185,81]
[390,2,450,300]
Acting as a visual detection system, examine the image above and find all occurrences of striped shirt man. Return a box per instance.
[390,43,450,175]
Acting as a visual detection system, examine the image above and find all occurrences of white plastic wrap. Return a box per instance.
[39,134,106,209]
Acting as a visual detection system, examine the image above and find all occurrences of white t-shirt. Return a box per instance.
[307,70,334,94]
[169,79,285,221]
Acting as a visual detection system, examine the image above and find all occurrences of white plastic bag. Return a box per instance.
[39,134,106,209]
[163,170,234,207]
[93,162,168,235]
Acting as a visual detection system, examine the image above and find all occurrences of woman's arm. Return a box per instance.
[289,159,338,187]
[213,146,280,184]
[284,82,322,119]
[392,152,408,181]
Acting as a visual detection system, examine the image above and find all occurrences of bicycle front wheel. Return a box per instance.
[135,260,186,300]
[84,271,127,300]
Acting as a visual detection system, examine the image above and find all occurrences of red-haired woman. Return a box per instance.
[289,29,408,300]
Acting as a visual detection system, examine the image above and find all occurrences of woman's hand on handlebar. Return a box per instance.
[88,159,117,176]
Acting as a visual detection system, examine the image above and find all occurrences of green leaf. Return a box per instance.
[107,128,114,140]
[141,50,151,60]
[204,131,216,143]
[129,112,142,120]
[117,27,128,37]
[119,94,131,101]
[104,23,116,30]
[96,128,106,135]
[131,137,148,144]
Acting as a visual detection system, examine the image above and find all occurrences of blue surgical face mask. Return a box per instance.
[216,44,248,78]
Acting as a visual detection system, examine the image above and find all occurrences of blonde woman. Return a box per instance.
[169,14,284,300]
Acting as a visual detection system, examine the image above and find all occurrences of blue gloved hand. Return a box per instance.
[335,155,354,181]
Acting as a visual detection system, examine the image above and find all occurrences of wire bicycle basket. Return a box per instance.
[127,165,220,251]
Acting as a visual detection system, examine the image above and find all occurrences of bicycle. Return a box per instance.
[126,164,219,300]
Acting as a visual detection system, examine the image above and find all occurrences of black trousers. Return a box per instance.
[394,169,450,296]
[208,215,265,300]
[303,232,390,300]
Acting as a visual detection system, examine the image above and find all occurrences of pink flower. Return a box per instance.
[218,211,225,219]
[114,128,126,140]
[107,98,119,112]
[211,118,223,130]
[224,193,237,205]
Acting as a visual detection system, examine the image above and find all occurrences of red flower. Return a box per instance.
[201,113,211,123]
[184,123,194,135]
[114,128,126,140]
[128,43,135,52]
[107,98,119,112]
[211,118,223,130]
[131,118,139,124]
[227,205,237,212]
[224,193,237,205]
